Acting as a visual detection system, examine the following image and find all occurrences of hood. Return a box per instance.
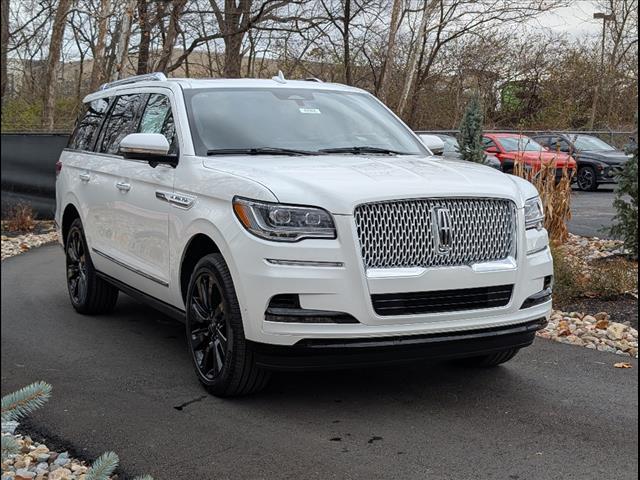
[577,150,631,165]
[202,155,532,214]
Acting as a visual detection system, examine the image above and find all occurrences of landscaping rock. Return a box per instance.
[539,309,639,358]
[0,433,111,480]
[1,221,58,260]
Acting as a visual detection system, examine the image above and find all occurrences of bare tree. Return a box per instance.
[112,0,138,79]
[1,0,9,102]
[42,0,72,130]
[377,0,403,98]
[89,0,112,90]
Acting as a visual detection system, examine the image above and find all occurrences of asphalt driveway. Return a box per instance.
[1,245,638,479]
[569,187,618,238]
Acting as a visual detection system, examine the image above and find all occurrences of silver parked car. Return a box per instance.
[430,133,503,171]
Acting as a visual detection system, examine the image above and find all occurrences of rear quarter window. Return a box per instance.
[68,98,109,151]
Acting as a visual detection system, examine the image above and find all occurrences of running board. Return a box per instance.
[96,270,186,323]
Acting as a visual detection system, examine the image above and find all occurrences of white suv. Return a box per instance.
[55,73,553,396]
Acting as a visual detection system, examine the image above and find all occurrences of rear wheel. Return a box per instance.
[185,253,270,396]
[455,348,520,368]
[577,166,598,191]
[65,218,118,314]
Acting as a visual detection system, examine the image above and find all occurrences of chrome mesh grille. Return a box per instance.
[354,198,516,269]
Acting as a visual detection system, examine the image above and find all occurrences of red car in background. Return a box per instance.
[482,133,576,180]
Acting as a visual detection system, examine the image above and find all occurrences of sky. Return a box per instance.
[532,1,606,39]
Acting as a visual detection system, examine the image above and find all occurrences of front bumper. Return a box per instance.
[596,165,623,184]
[250,317,548,370]
[227,209,554,347]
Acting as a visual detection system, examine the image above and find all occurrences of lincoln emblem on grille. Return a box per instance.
[432,207,453,254]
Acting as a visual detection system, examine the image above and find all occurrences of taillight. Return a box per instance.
[55,160,62,177]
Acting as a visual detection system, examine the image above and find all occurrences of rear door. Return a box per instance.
[62,96,114,255]
[98,90,177,302]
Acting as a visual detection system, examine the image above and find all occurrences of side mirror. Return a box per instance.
[119,133,177,167]
[485,146,500,154]
[418,134,445,156]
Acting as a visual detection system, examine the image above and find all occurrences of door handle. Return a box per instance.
[79,173,90,182]
[116,182,131,192]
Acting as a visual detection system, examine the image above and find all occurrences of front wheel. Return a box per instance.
[577,166,598,191]
[454,348,520,368]
[185,253,270,396]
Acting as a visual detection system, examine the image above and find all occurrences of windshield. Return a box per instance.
[572,135,616,152]
[184,88,427,156]
[498,136,545,152]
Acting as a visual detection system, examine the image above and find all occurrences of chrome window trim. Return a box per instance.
[92,248,169,287]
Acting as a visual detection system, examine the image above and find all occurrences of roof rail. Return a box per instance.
[99,72,167,91]
[304,77,323,83]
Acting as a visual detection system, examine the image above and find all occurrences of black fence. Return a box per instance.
[1,133,69,218]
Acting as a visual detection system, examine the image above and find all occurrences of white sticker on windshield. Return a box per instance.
[299,108,321,114]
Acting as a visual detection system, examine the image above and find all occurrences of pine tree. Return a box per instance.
[457,94,488,164]
[610,114,638,258]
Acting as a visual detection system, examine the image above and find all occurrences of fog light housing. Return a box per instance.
[520,275,553,309]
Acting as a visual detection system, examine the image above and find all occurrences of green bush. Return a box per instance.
[457,94,488,164]
[610,115,638,258]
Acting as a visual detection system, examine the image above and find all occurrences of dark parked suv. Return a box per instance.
[532,134,631,191]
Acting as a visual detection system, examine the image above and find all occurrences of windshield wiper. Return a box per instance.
[319,146,411,155]
[206,147,319,156]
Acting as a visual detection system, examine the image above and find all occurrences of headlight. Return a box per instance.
[232,197,336,242]
[524,196,544,230]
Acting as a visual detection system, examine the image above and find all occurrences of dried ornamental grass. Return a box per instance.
[5,202,37,233]
[513,154,572,245]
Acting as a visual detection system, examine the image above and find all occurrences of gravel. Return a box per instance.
[539,310,639,358]
[0,433,103,480]
[1,222,59,261]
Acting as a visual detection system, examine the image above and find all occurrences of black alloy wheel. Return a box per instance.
[64,218,118,314]
[66,227,88,305]
[185,253,270,396]
[188,271,231,380]
[577,166,598,191]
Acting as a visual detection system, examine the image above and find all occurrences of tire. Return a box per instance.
[185,253,270,397]
[455,348,520,368]
[65,218,119,314]
[577,166,598,191]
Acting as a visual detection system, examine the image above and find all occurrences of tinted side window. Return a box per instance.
[139,94,177,154]
[482,137,497,149]
[549,136,571,152]
[99,94,146,154]
[68,98,109,151]
[535,136,551,148]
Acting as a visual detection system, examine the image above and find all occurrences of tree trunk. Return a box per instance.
[342,0,352,85]
[155,0,187,73]
[89,0,111,91]
[397,0,430,118]
[377,0,403,99]
[137,0,151,74]
[113,0,137,80]
[42,0,72,131]
[1,0,9,102]
[223,32,244,78]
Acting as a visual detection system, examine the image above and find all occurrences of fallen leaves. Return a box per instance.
[614,362,633,369]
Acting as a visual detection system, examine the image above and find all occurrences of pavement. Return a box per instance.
[1,245,638,480]
[569,187,618,238]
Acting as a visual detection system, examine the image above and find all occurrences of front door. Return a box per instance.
[93,91,176,302]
